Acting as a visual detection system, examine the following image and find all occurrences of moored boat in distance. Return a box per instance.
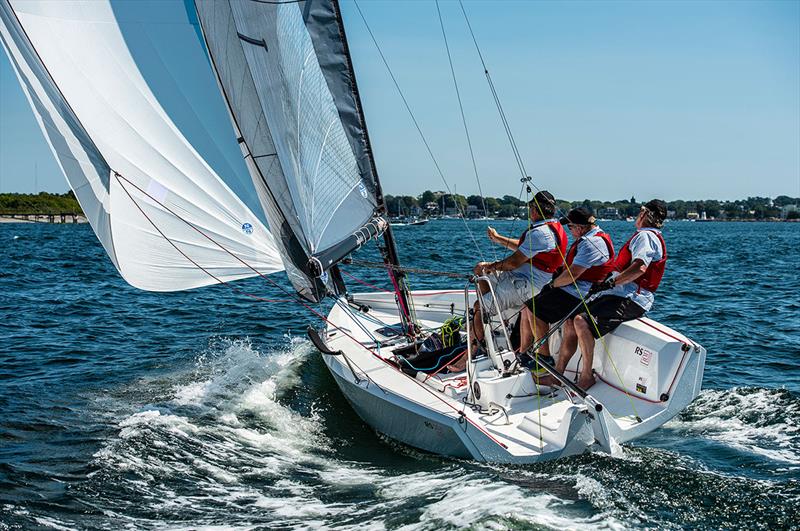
[2,0,706,466]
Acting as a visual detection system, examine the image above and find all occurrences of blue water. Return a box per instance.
[1,220,798,529]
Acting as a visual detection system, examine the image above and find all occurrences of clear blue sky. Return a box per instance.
[1,0,798,202]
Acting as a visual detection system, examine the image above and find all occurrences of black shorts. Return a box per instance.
[525,288,582,324]
[577,295,646,339]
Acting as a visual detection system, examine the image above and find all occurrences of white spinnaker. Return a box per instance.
[0,0,284,291]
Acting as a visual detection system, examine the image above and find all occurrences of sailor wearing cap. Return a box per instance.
[517,207,615,387]
[571,200,669,388]
[467,191,567,346]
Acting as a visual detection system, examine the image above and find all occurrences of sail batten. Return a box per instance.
[195,0,383,301]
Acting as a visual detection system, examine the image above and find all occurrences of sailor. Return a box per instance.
[571,199,668,388]
[517,207,615,389]
[467,191,567,342]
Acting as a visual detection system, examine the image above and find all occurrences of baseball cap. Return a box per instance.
[528,190,555,207]
[560,207,596,226]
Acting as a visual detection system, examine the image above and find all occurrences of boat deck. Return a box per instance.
[321,290,705,461]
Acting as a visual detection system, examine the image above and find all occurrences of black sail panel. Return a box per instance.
[195,0,383,301]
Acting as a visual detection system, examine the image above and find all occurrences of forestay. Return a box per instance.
[195,0,383,302]
[0,0,284,291]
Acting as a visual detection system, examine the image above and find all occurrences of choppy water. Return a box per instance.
[1,220,798,530]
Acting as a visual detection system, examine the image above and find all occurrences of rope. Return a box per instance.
[341,269,392,293]
[348,258,471,279]
[435,0,495,262]
[113,171,509,450]
[458,0,528,182]
[456,2,639,418]
[351,0,485,261]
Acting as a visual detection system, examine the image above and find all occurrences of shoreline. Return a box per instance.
[0,215,88,224]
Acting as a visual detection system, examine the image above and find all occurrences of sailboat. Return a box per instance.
[1,0,705,463]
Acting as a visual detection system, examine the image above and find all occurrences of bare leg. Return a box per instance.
[516,308,549,355]
[470,300,485,343]
[538,318,578,387]
[573,314,597,389]
[533,316,551,357]
[517,307,533,352]
[555,318,578,373]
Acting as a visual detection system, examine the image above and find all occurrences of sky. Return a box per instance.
[0,0,798,202]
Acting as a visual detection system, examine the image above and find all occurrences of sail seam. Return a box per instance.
[194,0,310,253]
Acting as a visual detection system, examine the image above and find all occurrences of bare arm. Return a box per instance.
[487,227,520,251]
[553,265,587,288]
[611,259,647,286]
[483,250,529,273]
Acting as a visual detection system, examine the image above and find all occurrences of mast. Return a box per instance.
[332,0,414,335]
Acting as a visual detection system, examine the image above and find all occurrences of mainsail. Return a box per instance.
[195,0,388,302]
[0,0,284,291]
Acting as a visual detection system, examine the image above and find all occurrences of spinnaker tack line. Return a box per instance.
[113,170,510,453]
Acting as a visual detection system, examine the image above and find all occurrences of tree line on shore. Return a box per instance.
[386,191,800,220]
[0,191,82,215]
[1,190,798,221]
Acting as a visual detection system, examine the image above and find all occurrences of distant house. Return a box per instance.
[686,211,699,220]
[424,201,438,214]
[597,207,619,219]
[781,205,798,219]
[667,210,676,219]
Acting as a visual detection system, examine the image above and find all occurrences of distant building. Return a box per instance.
[597,207,620,219]
[424,201,438,213]
[700,211,707,220]
[781,205,798,219]
[687,211,699,220]
[667,210,676,219]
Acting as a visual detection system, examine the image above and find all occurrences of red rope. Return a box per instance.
[564,345,689,405]
[636,318,696,347]
[424,348,467,382]
[341,270,392,293]
[113,174,291,304]
[114,173,508,450]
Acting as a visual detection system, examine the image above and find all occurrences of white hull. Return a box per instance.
[317,290,706,463]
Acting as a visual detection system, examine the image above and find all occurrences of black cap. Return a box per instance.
[643,199,667,222]
[560,207,596,226]
[528,190,555,207]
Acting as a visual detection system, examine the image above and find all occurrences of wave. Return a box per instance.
[668,387,800,465]
[82,337,641,529]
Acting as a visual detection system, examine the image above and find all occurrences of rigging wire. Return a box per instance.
[351,0,485,261]
[457,1,640,419]
[458,0,528,182]
[434,0,495,261]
